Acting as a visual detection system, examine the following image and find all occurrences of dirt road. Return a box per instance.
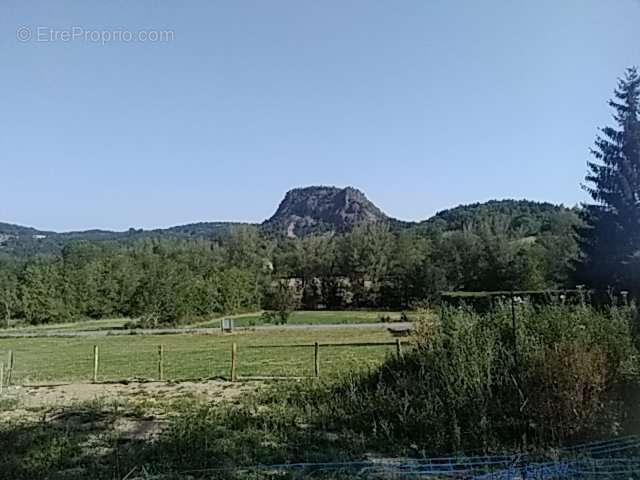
[0,322,413,339]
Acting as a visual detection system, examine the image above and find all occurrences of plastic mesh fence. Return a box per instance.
[175,436,640,479]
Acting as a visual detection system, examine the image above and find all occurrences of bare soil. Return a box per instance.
[0,379,261,422]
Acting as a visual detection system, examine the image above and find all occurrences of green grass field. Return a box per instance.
[194,310,406,328]
[0,327,403,385]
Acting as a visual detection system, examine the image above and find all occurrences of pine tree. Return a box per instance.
[576,67,640,291]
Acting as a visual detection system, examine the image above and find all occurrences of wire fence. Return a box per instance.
[0,340,404,387]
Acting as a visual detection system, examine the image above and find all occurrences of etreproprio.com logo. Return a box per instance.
[16,26,175,45]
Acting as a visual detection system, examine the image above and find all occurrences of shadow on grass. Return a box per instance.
[2,369,640,480]
[0,390,368,480]
[0,408,122,479]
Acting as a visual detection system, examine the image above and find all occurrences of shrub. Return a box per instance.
[262,280,300,325]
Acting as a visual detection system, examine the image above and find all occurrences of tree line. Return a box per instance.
[0,209,579,325]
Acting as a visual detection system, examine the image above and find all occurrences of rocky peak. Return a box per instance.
[264,186,389,237]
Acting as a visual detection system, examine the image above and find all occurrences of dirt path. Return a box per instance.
[0,379,261,415]
[0,322,413,338]
[0,379,266,466]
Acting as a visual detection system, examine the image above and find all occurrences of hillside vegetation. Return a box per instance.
[0,195,582,326]
[0,221,246,258]
[419,199,578,237]
[1,188,577,256]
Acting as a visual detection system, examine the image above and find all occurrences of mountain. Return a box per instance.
[0,221,249,258]
[0,222,54,257]
[0,186,400,255]
[263,186,394,237]
[0,189,581,257]
[0,222,53,238]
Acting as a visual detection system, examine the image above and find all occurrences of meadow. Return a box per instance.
[192,310,406,327]
[0,327,401,385]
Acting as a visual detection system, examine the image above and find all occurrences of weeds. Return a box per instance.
[293,303,639,454]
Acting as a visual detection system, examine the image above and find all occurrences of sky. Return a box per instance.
[1,1,639,232]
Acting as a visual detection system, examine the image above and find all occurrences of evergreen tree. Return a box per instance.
[577,67,640,291]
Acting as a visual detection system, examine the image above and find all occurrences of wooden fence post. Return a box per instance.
[7,351,13,386]
[93,345,99,383]
[158,345,164,381]
[314,342,320,378]
[231,343,238,382]
[396,339,402,359]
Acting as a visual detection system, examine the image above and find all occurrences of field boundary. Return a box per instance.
[0,339,408,388]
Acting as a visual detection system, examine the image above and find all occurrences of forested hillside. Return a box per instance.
[418,199,579,237]
[0,195,582,326]
[1,190,577,256]
[0,221,249,258]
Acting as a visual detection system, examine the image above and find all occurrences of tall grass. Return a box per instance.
[294,303,639,454]
[130,303,640,476]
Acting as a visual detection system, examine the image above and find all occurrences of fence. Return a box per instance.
[139,435,640,479]
[0,339,406,387]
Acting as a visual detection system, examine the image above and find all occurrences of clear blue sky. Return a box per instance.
[1,1,639,231]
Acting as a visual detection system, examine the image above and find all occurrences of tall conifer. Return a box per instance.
[577,68,640,291]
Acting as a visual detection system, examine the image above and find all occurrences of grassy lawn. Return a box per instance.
[0,327,402,385]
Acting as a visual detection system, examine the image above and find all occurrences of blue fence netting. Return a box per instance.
[174,435,640,479]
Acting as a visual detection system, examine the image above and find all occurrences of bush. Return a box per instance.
[262,280,300,325]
